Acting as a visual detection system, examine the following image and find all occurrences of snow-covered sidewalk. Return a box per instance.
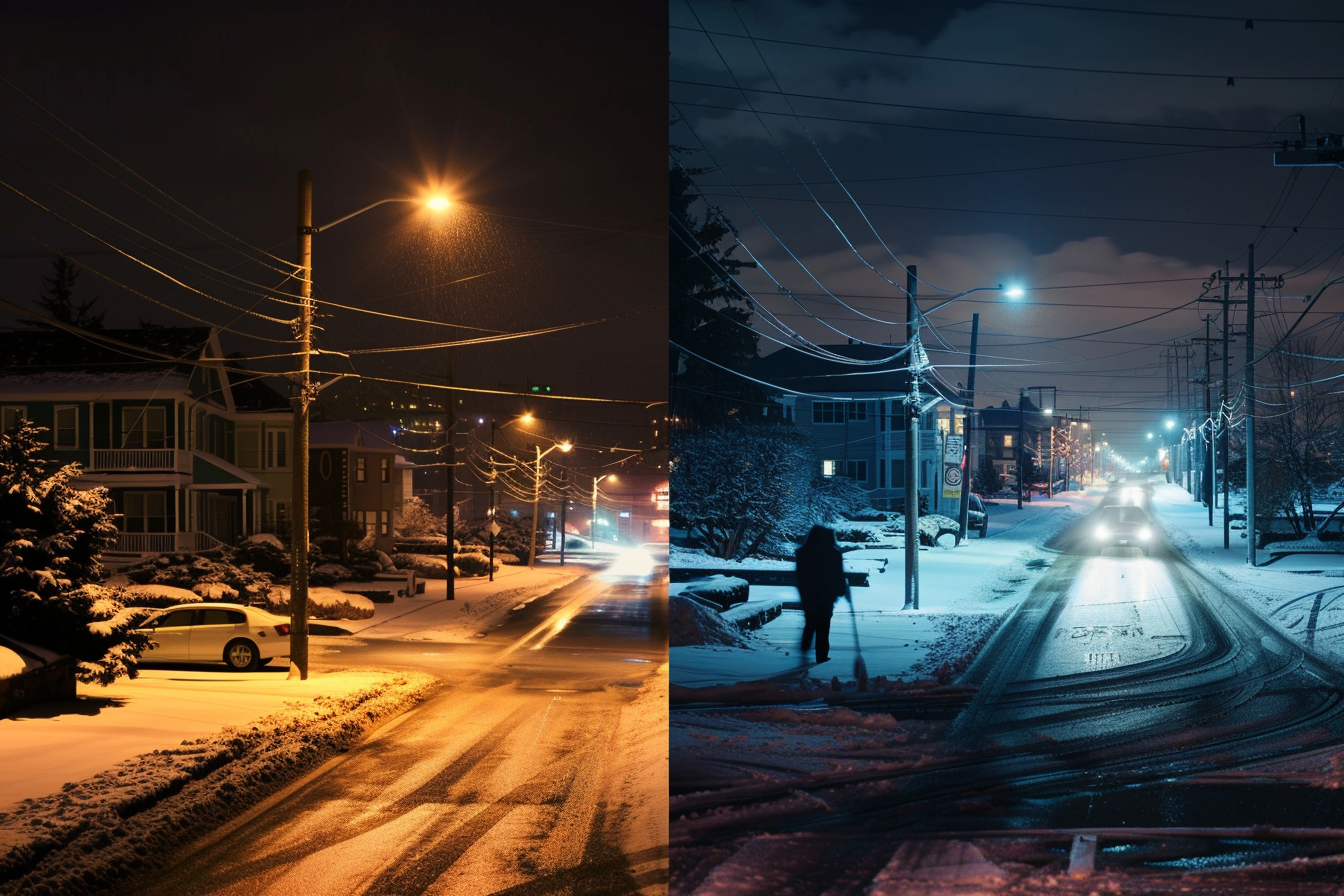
[671,491,1099,689]
[1147,480,1344,667]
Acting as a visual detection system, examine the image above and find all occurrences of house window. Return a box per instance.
[380,458,391,483]
[121,406,167,449]
[1,406,26,431]
[266,429,288,469]
[356,457,367,482]
[123,491,168,533]
[379,510,390,536]
[54,406,79,449]
[812,401,868,424]
[1003,434,1015,449]
[822,460,867,481]
[891,458,906,485]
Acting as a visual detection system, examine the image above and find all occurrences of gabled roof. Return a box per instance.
[0,326,213,373]
[746,343,959,402]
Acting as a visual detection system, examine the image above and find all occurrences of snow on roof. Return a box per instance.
[0,371,191,392]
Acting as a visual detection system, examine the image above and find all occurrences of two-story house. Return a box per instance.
[0,326,293,563]
[308,421,413,554]
[747,343,963,513]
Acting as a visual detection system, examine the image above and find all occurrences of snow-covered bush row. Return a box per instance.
[390,551,499,579]
[261,586,375,620]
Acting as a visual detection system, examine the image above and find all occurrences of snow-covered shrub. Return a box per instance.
[454,551,498,578]
[670,594,751,647]
[193,582,238,601]
[231,537,290,576]
[681,575,748,611]
[807,474,872,528]
[833,527,870,544]
[671,424,813,559]
[391,552,449,578]
[262,586,375,620]
[120,584,201,607]
[0,422,146,684]
[310,562,354,586]
[396,495,445,537]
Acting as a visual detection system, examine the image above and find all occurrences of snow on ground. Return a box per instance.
[0,670,437,896]
[672,491,1094,692]
[1148,480,1344,666]
[0,555,610,896]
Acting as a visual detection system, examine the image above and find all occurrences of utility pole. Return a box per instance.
[956,313,979,544]
[444,356,455,600]
[1016,389,1026,510]
[904,267,920,611]
[289,170,314,681]
[1246,243,1257,566]
[1193,315,1216,524]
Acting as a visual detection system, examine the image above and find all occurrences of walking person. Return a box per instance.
[795,525,847,663]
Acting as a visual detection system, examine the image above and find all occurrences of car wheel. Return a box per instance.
[224,639,260,671]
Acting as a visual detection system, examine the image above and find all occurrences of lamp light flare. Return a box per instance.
[1003,284,1025,300]
[425,195,451,211]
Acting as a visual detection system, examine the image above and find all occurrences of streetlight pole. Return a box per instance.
[592,474,615,545]
[528,440,571,568]
[286,173,450,679]
[289,170,315,680]
[902,278,1016,610]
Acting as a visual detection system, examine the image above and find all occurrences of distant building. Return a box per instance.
[308,421,413,554]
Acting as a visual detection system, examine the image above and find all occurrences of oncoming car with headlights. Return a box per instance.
[1092,504,1157,555]
[134,603,291,671]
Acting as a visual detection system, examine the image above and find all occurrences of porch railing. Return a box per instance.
[90,449,185,472]
[113,531,230,555]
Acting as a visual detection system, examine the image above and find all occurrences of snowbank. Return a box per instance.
[0,671,437,896]
[671,595,754,648]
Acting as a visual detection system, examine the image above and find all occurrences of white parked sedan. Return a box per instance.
[135,603,291,671]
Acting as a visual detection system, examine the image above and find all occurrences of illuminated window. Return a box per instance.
[356,457,366,482]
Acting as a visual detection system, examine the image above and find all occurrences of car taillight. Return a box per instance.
[274,624,290,636]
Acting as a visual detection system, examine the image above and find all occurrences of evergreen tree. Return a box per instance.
[670,163,764,425]
[26,254,105,329]
[0,422,148,684]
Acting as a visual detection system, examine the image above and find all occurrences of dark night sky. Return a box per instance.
[0,4,667,469]
[671,1,1344,459]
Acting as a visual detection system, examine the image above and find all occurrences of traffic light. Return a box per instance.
[529,385,552,394]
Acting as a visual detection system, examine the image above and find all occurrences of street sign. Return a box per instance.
[942,434,964,500]
[488,520,501,536]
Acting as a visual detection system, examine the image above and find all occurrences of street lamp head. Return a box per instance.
[520,413,534,425]
[1165,419,1176,430]
[559,442,573,453]
[425,195,451,211]
[1003,284,1026,300]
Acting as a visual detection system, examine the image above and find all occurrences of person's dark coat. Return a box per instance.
[795,525,846,612]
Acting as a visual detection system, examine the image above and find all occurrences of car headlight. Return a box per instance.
[1138,527,1151,540]
[1094,525,1109,539]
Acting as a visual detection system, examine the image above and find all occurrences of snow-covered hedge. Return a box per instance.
[390,551,499,579]
[681,575,749,611]
[119,584,203,607]
[262,586,375,620]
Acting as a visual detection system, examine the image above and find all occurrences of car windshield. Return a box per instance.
[1101,506,1149,525]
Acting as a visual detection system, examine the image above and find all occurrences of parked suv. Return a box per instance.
[966,494,989,538]
[134,603,291,671]
[1091,504,1156,555]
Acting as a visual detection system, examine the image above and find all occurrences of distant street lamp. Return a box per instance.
[288,171,450,680]
[591,473,616,544]
[529,440,572,568]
